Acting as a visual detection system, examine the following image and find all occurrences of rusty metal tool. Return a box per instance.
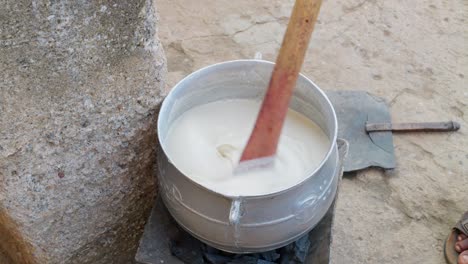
[326,90,461,172]
[365,121,460,132]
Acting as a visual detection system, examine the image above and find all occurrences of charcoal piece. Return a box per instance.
[228,256,258,264]
[278,234,310,264]
[293,235,310,263]
[260,251,281,262]
[169,229,204,264]
[204,253,233,264]
[203,250,280,264]
[226,255,274,264]
[202,244,222,254]
[257,260,278,264]
[279,244,294,264]
[173,232,311,264]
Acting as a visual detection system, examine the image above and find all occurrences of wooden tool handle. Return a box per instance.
[240,0,323,162]
[365,121,461,132]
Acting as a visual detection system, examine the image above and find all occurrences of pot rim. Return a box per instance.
[157,59,338,199]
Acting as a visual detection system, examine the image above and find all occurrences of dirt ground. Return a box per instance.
[156,0,467,263]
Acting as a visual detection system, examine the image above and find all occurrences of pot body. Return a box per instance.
[157,60,339,253]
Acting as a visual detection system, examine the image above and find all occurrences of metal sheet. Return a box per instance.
[325,90,396,172]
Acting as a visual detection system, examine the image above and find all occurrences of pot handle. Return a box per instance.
[229,199,242,225]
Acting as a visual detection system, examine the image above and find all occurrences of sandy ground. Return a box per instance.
[156,0,467,263]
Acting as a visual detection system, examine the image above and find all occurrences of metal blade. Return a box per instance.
[325,90,396,172]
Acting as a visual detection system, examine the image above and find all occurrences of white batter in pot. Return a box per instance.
[165,99,330,196]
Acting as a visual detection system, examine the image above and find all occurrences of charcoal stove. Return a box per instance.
[135,140,348,264]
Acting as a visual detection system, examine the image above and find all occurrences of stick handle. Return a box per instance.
[240,0,323,162]
[365,121,461,132]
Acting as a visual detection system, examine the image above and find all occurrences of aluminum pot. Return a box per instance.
[157,60,338,253]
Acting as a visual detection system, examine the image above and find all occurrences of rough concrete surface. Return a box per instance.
[0,0,166,263]
[156,0,467,263]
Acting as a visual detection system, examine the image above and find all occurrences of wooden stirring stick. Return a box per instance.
[238,0,323,168]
